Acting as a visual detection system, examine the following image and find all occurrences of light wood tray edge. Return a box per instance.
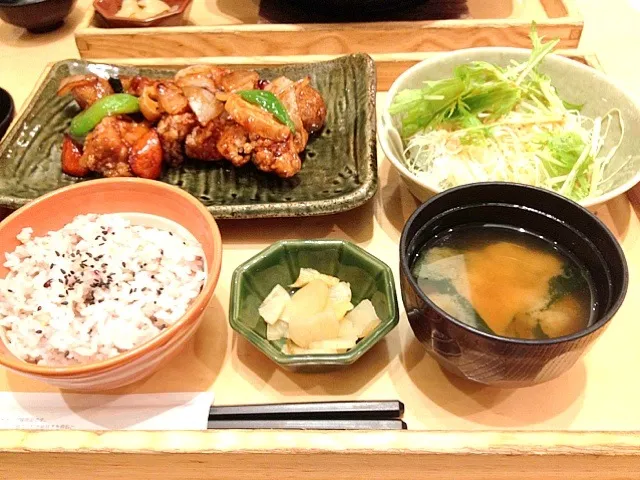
[2,430,640,479]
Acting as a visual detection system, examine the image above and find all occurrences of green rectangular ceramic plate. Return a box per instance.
[0,54,377,219]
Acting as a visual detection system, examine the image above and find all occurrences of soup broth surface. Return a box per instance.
[411,225,594,339]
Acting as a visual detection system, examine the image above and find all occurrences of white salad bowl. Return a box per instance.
[379,47,640,208]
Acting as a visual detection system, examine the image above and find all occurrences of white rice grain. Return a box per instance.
[0,213,206,366]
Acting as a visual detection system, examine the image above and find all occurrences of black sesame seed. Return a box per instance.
[58,294,64,298]
[98,299,104,303]
[94,236,100,240]
[7,289,12,293]
[37,306,42,311]
[61,269,66,274]
[87,253,93,258]
[151,275,155,279]
[169,232,173,236]
[156,289,162,295]
[111,232,115,235]
[102,230,108,235]
[58,279,63,284]
[55,251,60,257]
[129,288,133,294]
[160,249,164,255]
[61,301,68,305]
[43,280,52,288]
[35,329,42,334]
[122,262,126,268]
[99,243,105,247]
[70,271,75,275]
[50,263,54,268]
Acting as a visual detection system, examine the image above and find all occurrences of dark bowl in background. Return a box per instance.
[93,0,192,27]
[291,0,428,15]
[399,183,628,388]
[0,0,77,32]
[0,88,14,140]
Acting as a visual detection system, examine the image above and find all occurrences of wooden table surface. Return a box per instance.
[1,0,640,467]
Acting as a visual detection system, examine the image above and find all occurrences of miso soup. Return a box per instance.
[411,225,595,339]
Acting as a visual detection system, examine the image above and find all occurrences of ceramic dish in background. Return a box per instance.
[0,0,77,32]
[0,88,14,141]
[399,182,628,388]
[93,0,192,28]
[229,240,399,372]
[0,55,377,219]
[0,178,222,391]
[379,48,640,209]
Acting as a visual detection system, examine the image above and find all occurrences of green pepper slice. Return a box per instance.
[69,94,140,137]
[238,90,296,133]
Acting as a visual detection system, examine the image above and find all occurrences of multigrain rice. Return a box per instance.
[0,213,206,366]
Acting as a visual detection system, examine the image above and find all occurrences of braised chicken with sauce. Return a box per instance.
[56,66,327,180]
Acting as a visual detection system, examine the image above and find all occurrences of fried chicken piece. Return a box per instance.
[81,117,151,178]
[57,75,114,110]
[216,124,253,167]
[186,116,300,176]
[156,113,198,167]
[220,70,260,93]
[184,117,227,162]
[252,136,301,178]
[71,117,162,180]
[225,94,290,142]
[295,80,327,134]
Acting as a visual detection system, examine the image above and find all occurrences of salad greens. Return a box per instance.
[390,23,624,201]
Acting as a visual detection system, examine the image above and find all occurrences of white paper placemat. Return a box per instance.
[0,391,214,430]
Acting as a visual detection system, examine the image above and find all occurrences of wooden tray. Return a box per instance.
[74,0,584,59]
[4,52,640,479]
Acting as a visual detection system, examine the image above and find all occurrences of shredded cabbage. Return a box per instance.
[390,23,625,201]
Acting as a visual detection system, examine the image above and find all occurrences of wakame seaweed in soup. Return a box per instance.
[411,225,595,339]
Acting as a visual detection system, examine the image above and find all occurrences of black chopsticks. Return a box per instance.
[207,400,406,430]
